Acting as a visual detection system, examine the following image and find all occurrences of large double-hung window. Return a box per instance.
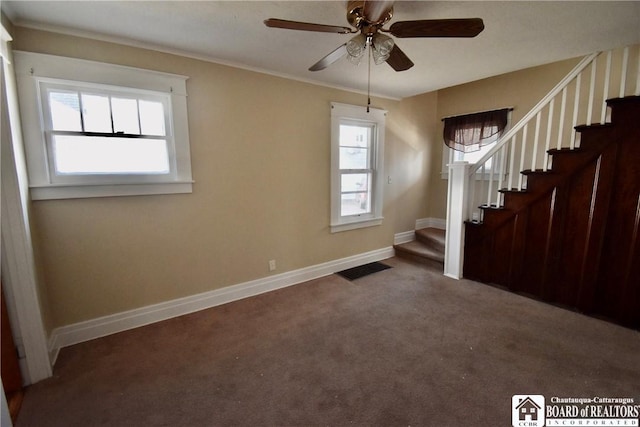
[330,102,386,233]
[14,51,193,200]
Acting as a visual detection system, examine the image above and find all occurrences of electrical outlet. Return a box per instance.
[268,260,276,271]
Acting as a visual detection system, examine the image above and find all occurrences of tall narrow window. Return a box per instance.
[339,122,373,216]
[331,103,386,233]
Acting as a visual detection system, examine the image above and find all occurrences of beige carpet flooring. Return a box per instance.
[16,257,640,426]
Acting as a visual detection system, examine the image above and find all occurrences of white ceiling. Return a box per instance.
[3,1,640,99]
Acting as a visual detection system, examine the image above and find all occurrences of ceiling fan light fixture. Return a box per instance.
[347,51,365,65]
[372,33,394,64]
[346,33,366,59]
[373,33,394,55]
[372,48,388,65]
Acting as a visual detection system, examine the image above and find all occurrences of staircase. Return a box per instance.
[445,45,640,330]
[394,228,445,267]
[464,96,640,329]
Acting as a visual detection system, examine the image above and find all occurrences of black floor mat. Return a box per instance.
[336,262,392,281]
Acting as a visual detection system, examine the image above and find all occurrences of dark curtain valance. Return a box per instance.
[443,108,510,153]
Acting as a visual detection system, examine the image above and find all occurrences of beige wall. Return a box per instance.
[11,27,436,329]
[428,57,582,218]
[11,25,593,331]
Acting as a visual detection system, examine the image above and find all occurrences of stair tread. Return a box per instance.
[415,227,445,247]
[547,147,585,154]
[521,169,557,175]
[575,122,613,131]
[480,205,506,211]
[394,240,444,263]
[499,188,527,193]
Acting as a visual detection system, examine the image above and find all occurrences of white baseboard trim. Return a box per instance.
[394,218,447,246]
[415,217,446,230]
[394,230,415,245]
[48,246,395,365]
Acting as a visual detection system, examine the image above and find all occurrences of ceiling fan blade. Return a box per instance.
[309,44,348,71]
[264,18,355,34]
[386,44,414,72]
[388,18,484,38]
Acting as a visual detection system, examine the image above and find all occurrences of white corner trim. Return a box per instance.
[47,334,60,366]
[48,246,395,363]
[415,217,446,230]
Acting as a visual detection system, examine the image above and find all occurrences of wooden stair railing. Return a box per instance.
[445,45,640,282]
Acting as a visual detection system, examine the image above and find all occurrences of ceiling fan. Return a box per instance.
[264,0,484,72]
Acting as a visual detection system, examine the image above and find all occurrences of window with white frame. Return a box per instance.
[330,102,386,233]
[41,81,172,179]
[14,51,193,200]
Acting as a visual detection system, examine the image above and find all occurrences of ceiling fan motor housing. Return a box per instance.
[347,0,394,31]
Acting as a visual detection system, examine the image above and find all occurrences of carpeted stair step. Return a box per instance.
[415,227,445,253]
[394,228,445,266]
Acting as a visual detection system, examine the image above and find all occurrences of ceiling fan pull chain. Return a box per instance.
[367,37,371,113]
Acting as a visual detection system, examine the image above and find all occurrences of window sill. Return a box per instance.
[30,181,194,200]
[330,216,383,233]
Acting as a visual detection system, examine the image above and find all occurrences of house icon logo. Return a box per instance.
[512,395,545,427]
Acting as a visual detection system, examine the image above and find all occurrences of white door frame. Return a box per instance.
[1,23,52,385]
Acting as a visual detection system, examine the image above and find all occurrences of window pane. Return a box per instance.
[341,173,368,193]
[111,98,140,134]
[139,100,165,136]
[49,91,82,131]
[341,193,370,216]
[340,173,371,216]
[339,124,370,148]
[53,135,169,174]
[456,141,495,169]
[81,94,112,132]
[339,147,369,170]
[339,124,371,170]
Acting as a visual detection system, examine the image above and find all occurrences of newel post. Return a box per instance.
[444,161,471,279]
